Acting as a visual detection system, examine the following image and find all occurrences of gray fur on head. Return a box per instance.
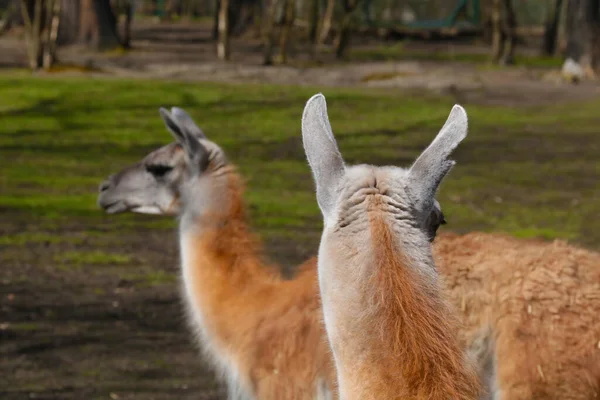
[407,105,468,214]
[159,107,209,174]
[171,107,207,139]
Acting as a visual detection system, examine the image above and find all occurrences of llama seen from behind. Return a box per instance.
[301,94,480,400]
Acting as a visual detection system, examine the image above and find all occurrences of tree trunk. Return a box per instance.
[212,0,219,39]
[278,0,295,64]
[563,0,600,77]
[500,0,516,65]
[56,0,79,44]
[20,0,44,69]
[490,0,503,62]
[334,0,361,59]
[317,0,335,45]
[490,0,516,65]
[42,0,60,69]
[307,0,319,43]
[261,0,279,65]
[122,0,134,48]
[542,0,563,56]
[217,0,230,60]
[79,0,121,50]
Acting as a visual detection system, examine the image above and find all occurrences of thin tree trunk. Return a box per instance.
[500,0,516,65]
[262,0,278,65]
[122,0,134,48]
[334,0,360,59]
[307,0,319,43]
[490,0,503,62]
[21,0,44,70]
[217,0,230,60]
[43,0,61,70]
[278,0,295,63]
[556,0,569,55]
[542,0,563,56]
[318,0,335,45]
[212,0,219,39]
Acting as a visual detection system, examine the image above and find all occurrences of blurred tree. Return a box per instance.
[42,0,60,68]
[20,0,61,69]
[278,0,295,63]
[562,0,600,78]
[335,0,362,59]
[56,0,79,44]
[542,0,563,56]
[307,0,319,43]
[490,0,516,64]
[79,0,121,50]
[262,0,296,65]
[0,0,18,36]
[20,0,44,69]
[217,0,230,59]
[317,0,335,45]
[112,0,135,48]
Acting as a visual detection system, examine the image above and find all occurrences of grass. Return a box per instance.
[0,72,599,253]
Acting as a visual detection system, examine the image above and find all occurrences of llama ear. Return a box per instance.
[408,105,468,214]
[159,107,209,173]
[301,94,345,220]
[171,107,207,139]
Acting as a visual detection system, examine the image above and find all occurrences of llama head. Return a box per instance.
[301,93,465,249]
[97,107,228,216]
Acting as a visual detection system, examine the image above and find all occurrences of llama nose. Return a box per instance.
[99,180,112,193]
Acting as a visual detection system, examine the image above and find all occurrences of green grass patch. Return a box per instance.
[0,73,598,252]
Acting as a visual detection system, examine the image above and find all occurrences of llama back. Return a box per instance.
[435,231,600,399]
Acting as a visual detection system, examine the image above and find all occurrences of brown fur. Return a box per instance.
[436,232,600,400]
[343,213,480,399]
[183,170,336,399]
[182,169,600,400]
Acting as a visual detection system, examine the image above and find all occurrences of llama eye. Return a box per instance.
[146,165,173,177]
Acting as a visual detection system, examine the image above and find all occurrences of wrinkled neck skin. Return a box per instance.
[318,179,479,400]
[177,166,275,400]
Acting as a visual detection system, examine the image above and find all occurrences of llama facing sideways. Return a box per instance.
[99,108,336,400]
[302,94,480,399]
[98,107,600,400]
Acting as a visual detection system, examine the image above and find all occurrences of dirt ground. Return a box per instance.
[1,21,599,400]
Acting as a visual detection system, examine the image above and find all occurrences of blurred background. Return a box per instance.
[1,0,599,399]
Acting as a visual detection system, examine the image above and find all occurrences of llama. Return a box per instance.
[99,107,336,400]
[301,93,480,399]
[99,107,600,400]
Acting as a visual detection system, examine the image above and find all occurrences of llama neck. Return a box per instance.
[178,168,278,387]
[328,214,480,400]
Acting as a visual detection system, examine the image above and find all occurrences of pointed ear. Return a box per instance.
[301,94,345,219]
[171,107,207,139]
[159,107,209,173]
[408,105,468,213]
